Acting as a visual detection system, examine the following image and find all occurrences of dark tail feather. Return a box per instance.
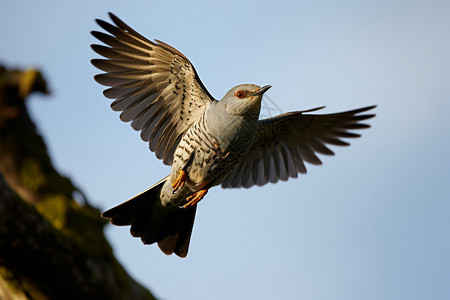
[154,205,197,257]
[101,177,197,258]
[101,177,166,225]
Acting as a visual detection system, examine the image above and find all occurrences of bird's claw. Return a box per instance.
[172,170,186,192]
[183,189,208,208]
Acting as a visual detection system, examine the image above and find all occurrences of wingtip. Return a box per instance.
[90,58,101,68]
[93,74,105,85]
[108,12,120,24]
[94,18,107,27]
[359,105,377,113]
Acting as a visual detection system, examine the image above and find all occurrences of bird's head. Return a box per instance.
[219,84,271,117]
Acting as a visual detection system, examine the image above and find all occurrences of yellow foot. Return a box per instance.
[172,170,186,192]
[183,189,208,208]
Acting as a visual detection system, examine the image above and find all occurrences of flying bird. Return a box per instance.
[91,13,376,257]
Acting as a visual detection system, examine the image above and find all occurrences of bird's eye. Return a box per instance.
[236,90,245,99]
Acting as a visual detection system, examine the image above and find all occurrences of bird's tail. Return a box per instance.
[101,176,197,257]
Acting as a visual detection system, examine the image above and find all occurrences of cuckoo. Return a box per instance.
[91,13,376,257]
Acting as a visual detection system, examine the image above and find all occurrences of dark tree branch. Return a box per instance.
[0,65,156,300]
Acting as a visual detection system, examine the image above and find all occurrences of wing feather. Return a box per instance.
[222,105,376,188]
[91,13,215,165]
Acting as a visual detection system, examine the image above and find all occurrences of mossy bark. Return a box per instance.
[0,65,156,300]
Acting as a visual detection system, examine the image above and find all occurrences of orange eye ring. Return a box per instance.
[236,90,245,99]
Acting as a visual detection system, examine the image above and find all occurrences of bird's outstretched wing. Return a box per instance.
[91,13,215,165]
[221,105,376,188]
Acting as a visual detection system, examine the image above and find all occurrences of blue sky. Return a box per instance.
[1,0,449,299]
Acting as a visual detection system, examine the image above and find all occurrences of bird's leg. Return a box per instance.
[172,170,186,192]
[183,189,208,208]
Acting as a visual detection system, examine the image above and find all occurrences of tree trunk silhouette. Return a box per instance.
[0,65,156,300]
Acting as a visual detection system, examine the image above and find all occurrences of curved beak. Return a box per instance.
[250,85,271,96]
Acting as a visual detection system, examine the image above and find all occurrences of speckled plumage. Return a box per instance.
[93,13,376,257]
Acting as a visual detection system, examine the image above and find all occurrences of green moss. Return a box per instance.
[34,193,109,256]
[20,158,46,193]
[35,194,68,230]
